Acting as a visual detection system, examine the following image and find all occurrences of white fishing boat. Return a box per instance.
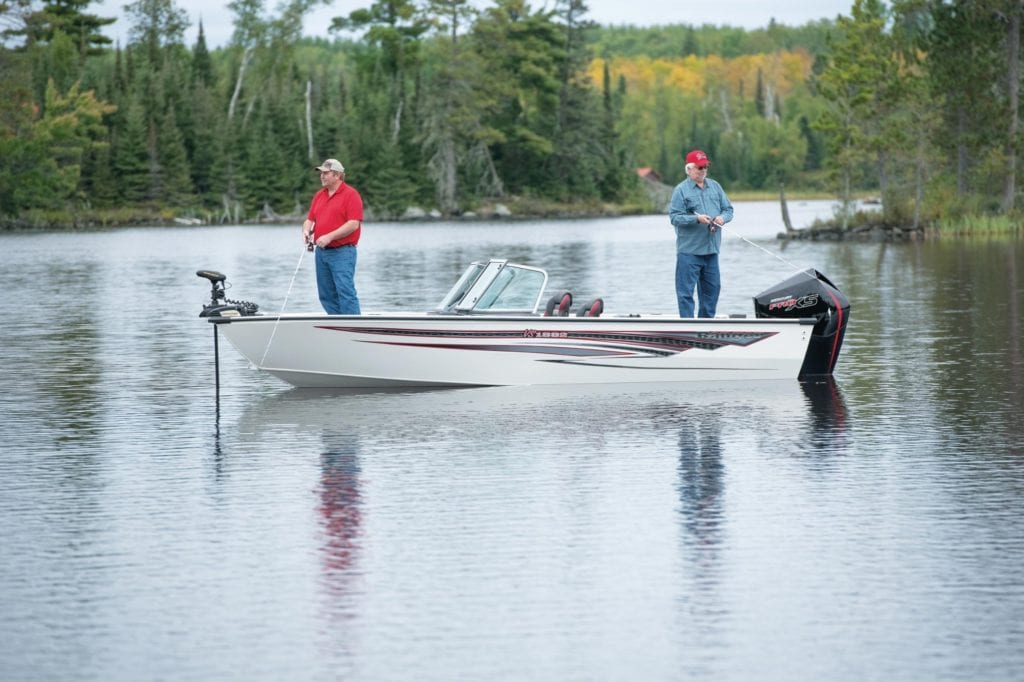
[197,259,849,388]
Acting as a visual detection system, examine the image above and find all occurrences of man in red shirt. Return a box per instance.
[303,159,364,314]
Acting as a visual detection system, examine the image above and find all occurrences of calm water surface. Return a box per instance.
[1,204,1022,681]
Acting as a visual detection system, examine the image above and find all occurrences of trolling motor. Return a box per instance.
[196,270,259,317]
[754,269,851,378]
[196,270,260,405]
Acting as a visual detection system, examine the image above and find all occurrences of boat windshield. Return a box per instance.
[474,266,546,312]
[436,260,548,314]
[437,262,486,311]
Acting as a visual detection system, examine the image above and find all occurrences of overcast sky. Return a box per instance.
[91,0,855,49]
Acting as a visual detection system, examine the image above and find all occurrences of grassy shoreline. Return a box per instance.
[0,191,844,232]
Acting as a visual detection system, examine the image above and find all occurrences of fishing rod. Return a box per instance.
[720,223,821,283]
[694,209,816,279]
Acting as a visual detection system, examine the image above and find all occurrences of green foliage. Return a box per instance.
[813,0,897,217]
[333,0,430,79]
[934,213,1021,236]
[113,97,151,203]
[590,20,836,60]
[3,0,1021,228]
[124,0,189,52]
[156,104,194,204]
[0,77,114,213]
[187,82,225,202]
[190,20,215,87]
[4,0,115,57]
[38,28,78,95]
[900,0,1008,197]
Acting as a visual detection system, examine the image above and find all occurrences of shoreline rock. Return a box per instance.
[779,223,926,241]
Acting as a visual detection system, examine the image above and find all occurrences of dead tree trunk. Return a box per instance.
[779,182,794,233]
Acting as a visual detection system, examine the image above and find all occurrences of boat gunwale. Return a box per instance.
[208,314,818,326]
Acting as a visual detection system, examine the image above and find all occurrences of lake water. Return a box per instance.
[1,203,1022,681]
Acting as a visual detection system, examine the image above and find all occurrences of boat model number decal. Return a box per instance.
[768,294,819,312]
[523,329,568,338]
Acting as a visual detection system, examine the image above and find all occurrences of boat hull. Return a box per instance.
[212,313,817,388]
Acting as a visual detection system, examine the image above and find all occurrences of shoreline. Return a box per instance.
[0,190,842,232]
[0,202,656,232]
[4,199,1006,240]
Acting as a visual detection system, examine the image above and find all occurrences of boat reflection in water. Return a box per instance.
[318,432,363,600]
[232,378,850,640]
[798,376,850,456]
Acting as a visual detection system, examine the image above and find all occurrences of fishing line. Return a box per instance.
[259,245,308,367]
[721,224,818,280]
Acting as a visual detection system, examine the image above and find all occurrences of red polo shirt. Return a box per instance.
[307,183,364,248]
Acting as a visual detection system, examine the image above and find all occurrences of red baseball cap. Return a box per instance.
[685,149,709,165]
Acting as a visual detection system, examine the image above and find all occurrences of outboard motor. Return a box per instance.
[754,269,850,378]
[197,270,260,317]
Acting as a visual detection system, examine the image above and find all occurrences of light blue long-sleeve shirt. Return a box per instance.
[668,177,734,255]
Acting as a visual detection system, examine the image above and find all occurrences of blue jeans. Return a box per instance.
[315,246,360,314]
[675,252,720,318]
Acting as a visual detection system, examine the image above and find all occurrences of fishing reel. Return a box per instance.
[196,270,260,317]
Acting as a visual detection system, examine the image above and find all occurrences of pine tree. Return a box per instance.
[682,26,698,57]
[8,0,115,57]
[82,138,117,207]
[798,115,823,170]
[188,82,224,204]
[191,20,214,87]
[599,59,627,200]
[157,104,194,204]
[113,97,151,203]
[40,28,78,100]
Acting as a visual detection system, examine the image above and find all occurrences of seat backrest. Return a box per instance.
[543,291,573,317]
[575,298,604,317]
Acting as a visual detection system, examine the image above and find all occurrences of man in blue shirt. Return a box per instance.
[668,149,734,318]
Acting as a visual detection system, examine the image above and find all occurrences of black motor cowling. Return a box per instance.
[753,269,850,378]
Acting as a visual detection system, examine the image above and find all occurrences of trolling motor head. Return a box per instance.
[197,269,226,306]
[754,269,851,378]
[197,270,259,317]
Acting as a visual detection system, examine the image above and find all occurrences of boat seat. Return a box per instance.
[575,298,604,317]
[543,291,573,317]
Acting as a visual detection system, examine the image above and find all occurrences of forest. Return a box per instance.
[1,0,1024,233]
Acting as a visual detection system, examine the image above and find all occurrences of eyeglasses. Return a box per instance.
[696,165,709,170]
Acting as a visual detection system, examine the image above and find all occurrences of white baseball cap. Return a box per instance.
[315,158,345,173]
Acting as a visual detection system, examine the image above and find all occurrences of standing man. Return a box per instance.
[668,149,734,318]
[303,158,364,315]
